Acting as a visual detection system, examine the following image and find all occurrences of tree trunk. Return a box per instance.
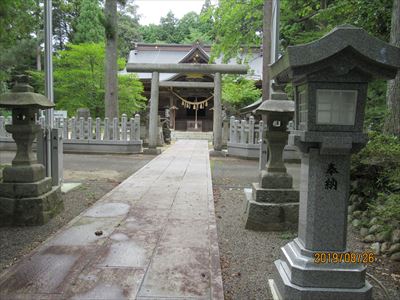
[104,0,119,119]
[262,0,272,101]
[385,0,400,136]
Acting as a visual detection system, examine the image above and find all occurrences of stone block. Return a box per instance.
[0,177,52,198]
[271,239,372,300]
[0,186,63,226]
[143,148,161,155]
[272,260,372,300]
[243,188,298,231]
[2,164,45,183]
[259,171,294,189]
[252,183,299,203]
[280,239,367,288]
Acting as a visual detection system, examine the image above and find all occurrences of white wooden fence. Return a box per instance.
[228,116,265,144]
[227,116,299,162]
[0,114,142,153]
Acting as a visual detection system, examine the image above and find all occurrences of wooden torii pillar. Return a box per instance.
[126,63,247,151]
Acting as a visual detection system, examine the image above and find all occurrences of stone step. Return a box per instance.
[171,131,213,141]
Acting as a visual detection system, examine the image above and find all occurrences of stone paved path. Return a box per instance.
[0,140,223,300]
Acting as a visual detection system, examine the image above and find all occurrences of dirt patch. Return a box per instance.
[64,170,122,181]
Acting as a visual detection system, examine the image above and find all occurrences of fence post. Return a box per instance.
[55,117,61,131]
[121,114,127,141]
[240,119,247,144]
[79,117,84,139]
[95,117,101,140]
[134,114,140,141]
[129,117,135,141]
[71,117,77,139]
[234,120,240,143]
[229,116,235,143]
[113,117,119,141]
[63,117,68,140]
[88,117,93,140]
[0,116,5,137]
[104,117,110,140]
[248,116,255,144]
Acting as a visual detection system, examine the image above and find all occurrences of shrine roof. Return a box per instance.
[121,42,263,82]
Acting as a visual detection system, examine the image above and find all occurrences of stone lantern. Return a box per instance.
[243,86,299,231]
[268,25,400,299]
[0,75,63,226]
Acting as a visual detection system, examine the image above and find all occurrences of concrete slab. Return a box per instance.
[61,182,82,194]
[0,140,224,300]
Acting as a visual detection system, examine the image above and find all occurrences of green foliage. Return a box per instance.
[159,11,180,43]
[364,80,388,132]
[140,8,214,45]
[211,0,263,61]
[0,38,37,81]
[53,0,81,50]
[0,0,41,89]
[369,193,400,227]
[222,75,261,111]
[118,74,147,115]
[279,0,392,47]
[353,131,400,167]
[0,0,37,44]
[210,0,393,59]
[139,24,163,43]
[73,0,104,44]
[351,132,400,227]
[29,43,146,118]
[118,3,142,59]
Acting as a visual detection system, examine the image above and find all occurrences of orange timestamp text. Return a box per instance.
[314,251,376,264]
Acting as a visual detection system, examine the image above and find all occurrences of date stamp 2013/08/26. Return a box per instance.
[314,252,376,264]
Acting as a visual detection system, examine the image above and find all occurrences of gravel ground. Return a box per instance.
[0,152,155,272]
[211,156,400,300]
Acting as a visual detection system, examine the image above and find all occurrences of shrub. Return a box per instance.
[350,132,400,230]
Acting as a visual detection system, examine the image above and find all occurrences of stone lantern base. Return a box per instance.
[269,239,372,299]
[0,165,63,226]
[243,181,299,231]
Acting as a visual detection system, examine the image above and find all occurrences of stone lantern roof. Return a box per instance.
[0,76,54,109]
[270,24,400,84]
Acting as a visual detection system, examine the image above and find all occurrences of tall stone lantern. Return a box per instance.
[268,25,400,299]
[243,86,299,231]
[0,75,63,226]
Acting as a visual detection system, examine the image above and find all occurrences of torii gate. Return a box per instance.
[126,63,247,152]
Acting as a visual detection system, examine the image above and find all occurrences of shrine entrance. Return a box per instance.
[173,93,214,132]
[126,62,246,151]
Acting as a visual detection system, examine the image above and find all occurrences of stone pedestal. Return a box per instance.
[0,112,63,226]
[243,130,299,231]
[271,238,372,300]
[271,147,372,299]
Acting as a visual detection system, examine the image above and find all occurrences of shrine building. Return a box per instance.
[125,42,263,132]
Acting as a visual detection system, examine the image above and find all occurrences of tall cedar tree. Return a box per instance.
[385,0,400,136]
[73,0,104,44]
[104,0,121,119]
